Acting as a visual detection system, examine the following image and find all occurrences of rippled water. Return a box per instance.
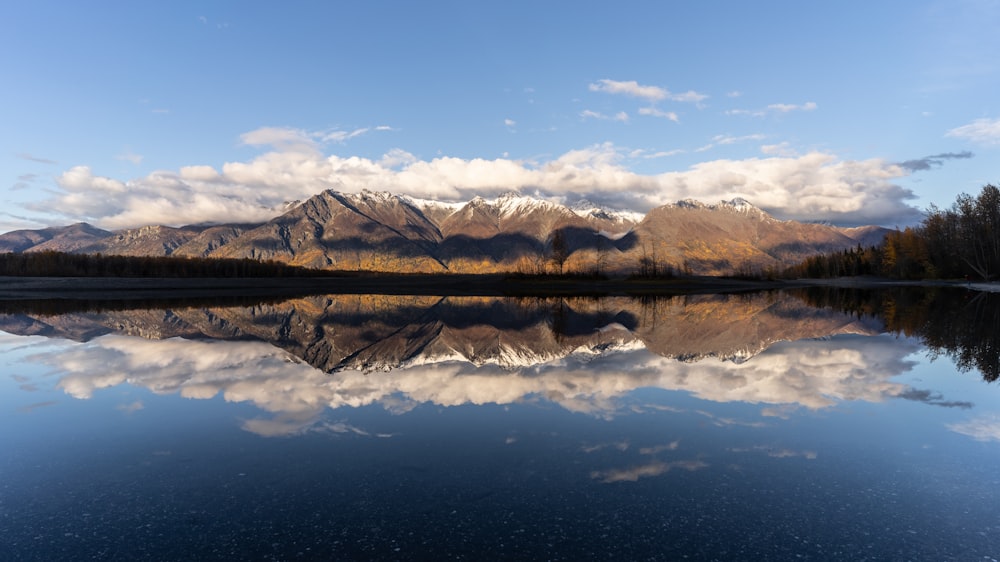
[1,289,998,560]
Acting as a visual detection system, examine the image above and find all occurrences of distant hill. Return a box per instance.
[0,190,890,276]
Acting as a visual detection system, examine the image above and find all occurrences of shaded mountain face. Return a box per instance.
[0,292,883,373]
[0,191,889,275]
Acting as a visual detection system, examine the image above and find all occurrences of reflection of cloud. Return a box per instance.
[760,405,800,419]
[639,441,680,455]
[581,441,630,453]
[947,414,1000,442]
[18,400,57,413]
[241,414,384,438]
[116,400,144,414]
[591,460,708,483]
[696,410,767,428]
[242,413,322,437]
[729,445,817,459]
[39,333,927,424]
[896,388,973,409]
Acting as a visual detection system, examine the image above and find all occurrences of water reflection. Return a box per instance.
[2,289,989,435]
[797,285,1000,381]
[3,288,999,559]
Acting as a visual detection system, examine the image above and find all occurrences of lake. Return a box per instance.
[1,287,998,560]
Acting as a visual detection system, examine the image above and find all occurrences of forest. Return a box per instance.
[0,251,334,278]
[785,184,1000,280]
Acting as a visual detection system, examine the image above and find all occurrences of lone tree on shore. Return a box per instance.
[549,229,569,274]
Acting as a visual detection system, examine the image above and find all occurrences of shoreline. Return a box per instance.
[0,275,993,301]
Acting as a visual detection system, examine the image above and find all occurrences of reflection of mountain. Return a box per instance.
[0,293,883,372]
[8,289,984,434]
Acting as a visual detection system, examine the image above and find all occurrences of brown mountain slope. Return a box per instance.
[622,200,881,275]
[0,223,112,254]
[0,192,888,275]
[205,190,447,272]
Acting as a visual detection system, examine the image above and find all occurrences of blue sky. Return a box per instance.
[3,0,1000,231]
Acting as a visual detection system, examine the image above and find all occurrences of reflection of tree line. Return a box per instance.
[794,286,1000,382]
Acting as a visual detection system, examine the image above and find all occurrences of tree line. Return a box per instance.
[786,184,1000,280]
[0,251,335,278]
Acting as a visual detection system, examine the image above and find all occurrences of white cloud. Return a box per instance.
[761,142,797,157]
[638,107,679,122]
[589,79,667,101]
[767,101,818,113]
[589,79,707,105]
[725,108,765,117]
[640,149,684,159]
[727,102,817,117]
[379,148,418,169]
[946,117,1000,144]
[34,129,923,228]
[240,126,319,153]
[322,127,371,143]
[580,110,629,123]
[713,133,766,145]
[115,150,143,165]
[727,90,743,98]
[504,118,516,128]
[670,90,708,104]
[239,125,392,153]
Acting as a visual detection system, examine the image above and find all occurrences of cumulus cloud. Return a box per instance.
[946,117,1000,144]
[34,131,923,228]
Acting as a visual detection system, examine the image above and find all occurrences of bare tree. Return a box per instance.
[550,229,569,274]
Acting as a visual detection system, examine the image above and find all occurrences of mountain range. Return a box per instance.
[0,190,889,275]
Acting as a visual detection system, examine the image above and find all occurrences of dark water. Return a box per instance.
[1,289,999,560]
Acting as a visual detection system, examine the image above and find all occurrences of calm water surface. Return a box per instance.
[1,289,999,560]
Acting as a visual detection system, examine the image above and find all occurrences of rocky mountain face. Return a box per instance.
[0,293,883,373]
[0,190,890,275]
